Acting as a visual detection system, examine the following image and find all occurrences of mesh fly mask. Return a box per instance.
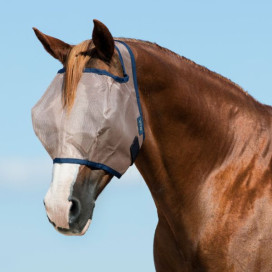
[32,41,144,178]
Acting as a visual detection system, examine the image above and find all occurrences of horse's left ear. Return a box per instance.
[33,28,72,65]
[92,19,114,63]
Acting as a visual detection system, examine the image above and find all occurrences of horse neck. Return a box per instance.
[127,40,272,222]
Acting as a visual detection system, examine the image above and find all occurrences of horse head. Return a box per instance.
[32,20,144,235]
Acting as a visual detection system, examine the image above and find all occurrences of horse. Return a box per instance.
[33,20,272,271]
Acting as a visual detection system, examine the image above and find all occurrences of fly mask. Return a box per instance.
[32,41,145,178]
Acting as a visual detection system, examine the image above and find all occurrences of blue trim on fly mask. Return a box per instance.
[57,45,129,84]
[58,67,129,83]
[115,40,145,140]
[53,158,122,178]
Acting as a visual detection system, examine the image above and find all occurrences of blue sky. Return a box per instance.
[1,1,272,271]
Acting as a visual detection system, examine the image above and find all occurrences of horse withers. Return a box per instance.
[33,20,272,271]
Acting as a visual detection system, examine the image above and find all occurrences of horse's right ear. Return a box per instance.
[33,28,72,65]
[92,19,114,63]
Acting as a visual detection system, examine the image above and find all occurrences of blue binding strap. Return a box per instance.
[115,40,145,140]
[53,158,122,178]
[58,45,129,84]
[58,67,129,83]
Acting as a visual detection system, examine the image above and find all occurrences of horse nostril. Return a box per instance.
[69,197,81,225]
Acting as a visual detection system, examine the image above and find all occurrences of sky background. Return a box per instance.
[1,1,272,271]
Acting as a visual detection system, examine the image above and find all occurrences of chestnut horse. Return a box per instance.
[33,20,272,271]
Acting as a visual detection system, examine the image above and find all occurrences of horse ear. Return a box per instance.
[33,28,72,65]
[92,19,114,63]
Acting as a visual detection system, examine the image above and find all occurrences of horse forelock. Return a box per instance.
[63,40,93,111]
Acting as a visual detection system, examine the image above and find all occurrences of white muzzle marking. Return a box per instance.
[44,163,79,229]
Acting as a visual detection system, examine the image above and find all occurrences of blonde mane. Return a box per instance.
[63,40,92,110]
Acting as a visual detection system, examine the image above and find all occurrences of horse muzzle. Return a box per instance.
[43,163,98,236]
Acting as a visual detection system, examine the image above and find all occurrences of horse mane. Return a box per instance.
[120,38,248,95]
[63,39,92,111]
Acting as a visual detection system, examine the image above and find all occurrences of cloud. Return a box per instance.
[0,156,145,191]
